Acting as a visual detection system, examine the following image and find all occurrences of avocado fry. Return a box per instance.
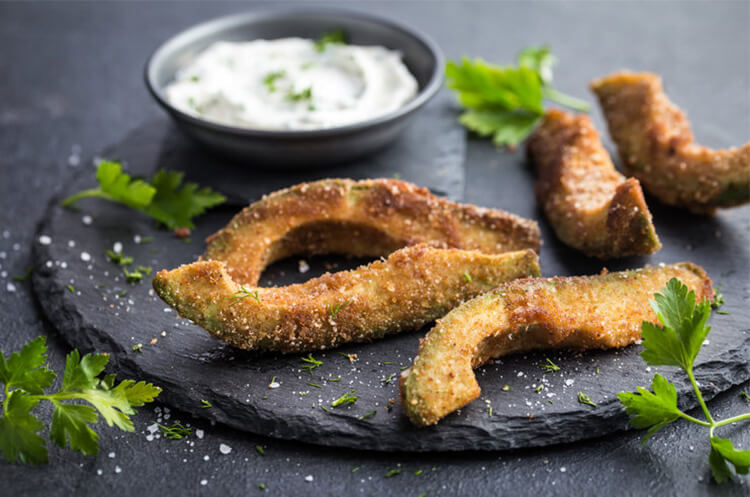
[527,109,661,258]
[591,72,750,214]
[153,245,540,353]
[202,178,540,285]
[399,263,713,427]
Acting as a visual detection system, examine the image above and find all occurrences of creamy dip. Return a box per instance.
[164,38,418,131]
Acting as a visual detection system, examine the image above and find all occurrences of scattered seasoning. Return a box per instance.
[139,236,153,244]
[116,289,127,298]
[385,468,402,478]
[328,377,341,382]
[287,86,313,102]
[542,357,561,372]
[259,483,266,490]
[106,249,133,266]
[67,284,75,293]
[300,353,323,374]
[463,272,472,283]
[382,361,393,365]
[432,467,438,472]
[359,409,376,420]
[338,352,358,363]
[306,382,322,389]
[314,28,348,52]
[535,384,544,393]
[157,422,193,439]
[595,367,600,375]
[414,469,423,476]
[149,338,158,345]
[320,405,330,413]
[132,344,143,353]
[502,384,512,391]
[230,285,261,305]
[123,267,145,283]
[331,390,359,407]
[577,392,597,407]
[11,266,33,282]
[200,399,212,408]
[382,372,396,385]
[352,467,360,473]
[487,405,493,417]
[328,300,349,318]
[255,445,265,456]
[740,391,750,403]
[268,376,280,389]
[386,399,395,412]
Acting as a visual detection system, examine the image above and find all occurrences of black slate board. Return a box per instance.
[31,109,750,453]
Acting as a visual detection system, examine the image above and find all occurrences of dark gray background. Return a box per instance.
[1,1,749,496]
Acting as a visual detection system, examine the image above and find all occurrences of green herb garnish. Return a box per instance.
[328,300,349,318]
[106,249,132,266]
[300,354,322,375]
[617,278,750,483]
[359,409,376,420]
[541,357,561,372]
[445,46,589,147]
[385,468,402,478]
[157,422,192,440]
[314,29,348,52]
[463,272,472,283]
[741,392,750,404]
[62,161,225,230]
[255,445,265,456]
[0,336,160,464]
[414,469,423,476]
[287,87,313,102]
[263,70,286,92]
[132,344,142,353]
[11,266,33,282]
[577,392,597,407]
[66,284,75,294]
[230,285,260,305]
[200,399,212,409]
[331,390,359,408]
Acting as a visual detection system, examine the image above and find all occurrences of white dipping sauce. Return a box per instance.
[164,38,418,131]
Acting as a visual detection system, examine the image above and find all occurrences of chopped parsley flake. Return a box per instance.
[157,422,193,440]
[577,392,597,407]
[542,357,561,372]
[331,390,359,407]
[385,468,402,478]
[255,445,265,456]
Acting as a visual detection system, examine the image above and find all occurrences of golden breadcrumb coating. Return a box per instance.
[591,71,750,214]
[527,109,661,258]
[202,178,540,285]
[153,245,540,353]
[400,263,713,426]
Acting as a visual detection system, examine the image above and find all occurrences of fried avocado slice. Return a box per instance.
[400,263,713,426]
[202,178,541,285]
[153,244,540,353]
[591,72,750,214]
[527,109,661,258]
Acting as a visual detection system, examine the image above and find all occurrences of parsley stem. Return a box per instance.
[686,367,715,426]
[713,412,750,428]
[676,410,712,427]
[543,88,590,112]
[61,188,109,207]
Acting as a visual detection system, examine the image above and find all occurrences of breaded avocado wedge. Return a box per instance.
[527,109,661,258]
[154,245,540,353]
[591,72,750,214]
[400,263,713,427]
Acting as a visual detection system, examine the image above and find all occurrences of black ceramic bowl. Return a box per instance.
[145,8,444,169]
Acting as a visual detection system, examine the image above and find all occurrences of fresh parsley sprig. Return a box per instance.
[445,46,589,147]
[62,161,225,230]
[617,278,749,483]
[0,336,161,464]
[314,29,348,52]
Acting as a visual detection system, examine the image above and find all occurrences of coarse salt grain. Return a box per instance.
[114,465,122,474]
[82,215,93,225]
[200,480,207,486]
[304,475,314,482]
[196,429,204,439]
[219,444,232,455]
[108,452,115,458]
[81,252,91,262]
[6,283,16,293]
[39,235,52,245]
[298,260,310,273]
[113,242,122,254]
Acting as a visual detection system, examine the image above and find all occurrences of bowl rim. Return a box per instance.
[144,6,445,139]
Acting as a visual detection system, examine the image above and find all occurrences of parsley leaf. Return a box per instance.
[617,374,681,443]
[640,278,711,371]
[0,391,47,464]
[0,336,56,394]
[0,336,161,464]
[618,278,750,483]
[445,47,589,147]
[710,437,750,483]
[314,29,348,52]
[63,161,225,230]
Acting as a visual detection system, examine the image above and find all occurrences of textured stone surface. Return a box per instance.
[31,111,750,452]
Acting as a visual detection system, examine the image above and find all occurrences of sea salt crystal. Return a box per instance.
[81,252,91,262]
[564,379,574,387]
[298,260,310,273]
[134,235,142,244]
[113,242,122,254]
[38,235,52,245]
[304,475,314,482]
[108,452,116,458]
[200,480,207,486]
[560,467,567,473]
[6,283,16,293]
[68,240,75,248]
[269,381,280,389]
[114,465,122,474]
[146,424,159,434]
[203,455,210,461]
[96,469,103,476]
[196,429,204,439]
[219,444,232,455]
[82,215,93,225]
